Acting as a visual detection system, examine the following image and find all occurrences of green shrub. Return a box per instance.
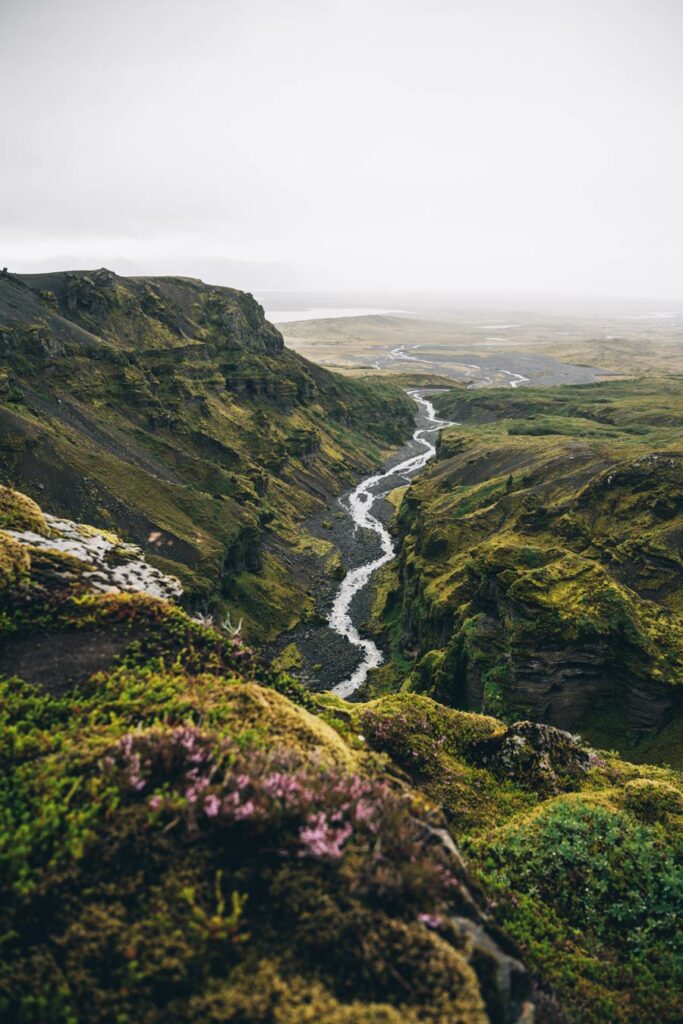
[472,798,683,1023]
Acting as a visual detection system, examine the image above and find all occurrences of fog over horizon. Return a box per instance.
[3,0,683,304]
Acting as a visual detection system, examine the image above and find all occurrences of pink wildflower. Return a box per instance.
[149,795,163,811]
[418,913,443,929]
[204,794,221,817]
[354,799,377,828]
[177,727,197,751]
[299,813,353,860]
[233,800,256,820]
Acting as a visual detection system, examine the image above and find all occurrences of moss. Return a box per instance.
[272,642,304,672]
[376,377,683,763]
[0,530,31,590]
[0,667,495,1024]
[0,484,49,534]
[621,778,683,822]
[351,694,535,832]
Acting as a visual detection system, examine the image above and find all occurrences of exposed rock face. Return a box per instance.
[415,821,534,1024]
[471,720,591,794]
[5,506,182,600]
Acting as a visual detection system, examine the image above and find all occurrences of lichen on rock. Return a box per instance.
[1,483,182,600]
[470,720,591,794]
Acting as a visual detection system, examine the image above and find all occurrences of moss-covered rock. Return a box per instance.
[0,484,49,533]
[470,720,591,794]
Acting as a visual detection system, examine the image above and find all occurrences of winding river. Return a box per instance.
[330,391,455,698]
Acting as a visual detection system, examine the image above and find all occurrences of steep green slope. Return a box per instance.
[2,484,681,1024]
[369,378,683,764]
[0,268,413,640]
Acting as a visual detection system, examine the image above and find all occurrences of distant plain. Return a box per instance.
[263,301,683,385]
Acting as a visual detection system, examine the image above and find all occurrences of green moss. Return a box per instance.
[376,377,683,763]
[0,530,31,590]
[468,796,683,1024]
[272,642,304,672]
[621,778,683,822]
[0,484,49,534]
[0,665,494,1024]
[351,694,535,832]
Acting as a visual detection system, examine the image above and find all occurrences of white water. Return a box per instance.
[501,369,530,388]
[330,391,455,698]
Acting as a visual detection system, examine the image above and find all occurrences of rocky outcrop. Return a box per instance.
[4,503,182,600]
[471,720,591,793]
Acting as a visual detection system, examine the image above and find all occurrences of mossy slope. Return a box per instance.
[0,269,414,641]
[340,692,683,1024]
[0,486,527,1024]
[371,378,683,763]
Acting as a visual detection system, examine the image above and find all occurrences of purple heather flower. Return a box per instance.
[418,913,443,929]
[233,799,256,820]
[204,794,221,817]
[299,813,353,860]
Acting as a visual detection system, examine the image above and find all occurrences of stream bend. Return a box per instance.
[330,390,455,698]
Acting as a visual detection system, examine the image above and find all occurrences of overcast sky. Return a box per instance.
[2,0,682,300]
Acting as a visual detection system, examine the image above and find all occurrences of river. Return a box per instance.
[265,358,594,695]
[330,390,455,698]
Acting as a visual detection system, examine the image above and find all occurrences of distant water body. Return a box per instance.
[265,307,412,323]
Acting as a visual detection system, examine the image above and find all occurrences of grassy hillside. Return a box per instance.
[0,269,414,640]
[2,484,681,1024]
[367,378,683,765]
